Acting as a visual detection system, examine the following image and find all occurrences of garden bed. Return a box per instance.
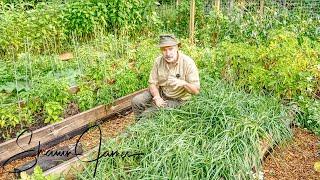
[0,112,135,180]
[263,127,320,179]
[0,89,146,179]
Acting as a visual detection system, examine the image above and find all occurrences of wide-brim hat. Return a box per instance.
[159,34,181,48]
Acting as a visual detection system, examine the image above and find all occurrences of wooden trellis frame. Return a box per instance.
[189,0,195,44]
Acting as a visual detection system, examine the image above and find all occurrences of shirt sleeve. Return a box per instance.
[186,61,200,89]
[148,59,159,85]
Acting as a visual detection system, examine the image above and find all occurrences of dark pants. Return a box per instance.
[131,90,183,120]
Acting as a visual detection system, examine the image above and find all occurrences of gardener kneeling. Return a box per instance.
[131,34,200,120]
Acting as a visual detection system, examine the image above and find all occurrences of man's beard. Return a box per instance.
[164,56,176,62]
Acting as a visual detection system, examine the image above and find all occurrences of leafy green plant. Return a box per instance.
[217,30,319,100]
[20,165,59,180]
[44,101,63,124]
[74,85,96,111]
[296,97,320,135]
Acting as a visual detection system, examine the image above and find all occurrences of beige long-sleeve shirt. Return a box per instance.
[148,51,200,100]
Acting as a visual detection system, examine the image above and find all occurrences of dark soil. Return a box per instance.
[263,127,320,180]
[63,102,80,118]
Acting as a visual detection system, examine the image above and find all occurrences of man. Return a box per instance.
[131,34,200,119]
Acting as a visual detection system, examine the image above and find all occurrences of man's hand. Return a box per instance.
[167,76,187,88]
[153,96,167,107]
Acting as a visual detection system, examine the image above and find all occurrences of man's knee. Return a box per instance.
[131,95,142,108]
[131,91,152,108]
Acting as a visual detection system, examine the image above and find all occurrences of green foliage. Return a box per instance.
[0,0,158,55]
[159,1,206,37]
[22,77,70,112]
[296,97,320,135]
[75,85,96,111]
[0,104,32,140]
[78,78,291,179]
[20,165,59,180]
[0,2,66,54]
[44,101,63,124]
[217,31,320,100]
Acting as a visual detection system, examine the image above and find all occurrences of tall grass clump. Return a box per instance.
[77,76,292,179]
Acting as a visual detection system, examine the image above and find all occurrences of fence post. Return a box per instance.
[259,0,264,16]
[228,0,234,15]
[176,0,181,6]
[189,0,195,44]
[214,0,220,12]
[239,0,245,17]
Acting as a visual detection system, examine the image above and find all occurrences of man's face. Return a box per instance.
[161,45,178,63]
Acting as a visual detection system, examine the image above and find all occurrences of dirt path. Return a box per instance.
[0,113,135,180]
[263,127,320,180]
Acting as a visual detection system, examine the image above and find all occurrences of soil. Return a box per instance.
[0,112,135,180]
[63,102,80,119]
[263,127,320,180]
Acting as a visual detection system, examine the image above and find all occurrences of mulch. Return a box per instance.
[263,127,320,180]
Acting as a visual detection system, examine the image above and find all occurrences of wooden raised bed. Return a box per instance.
[43,107,295,179]
[0,88,147,167]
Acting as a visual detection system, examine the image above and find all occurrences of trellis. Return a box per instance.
[187,0,320,44]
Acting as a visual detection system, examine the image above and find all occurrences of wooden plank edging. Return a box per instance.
[0,88,147,166]
[44,112,293,179]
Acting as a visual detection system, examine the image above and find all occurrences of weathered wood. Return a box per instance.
[0,105,107,166]
[15,143,83,177]
[259,134,273,160]
[176,0,181,6]
[43,89,148,178]
[0,88,147,166]
[59,52,73,61]
[189,0,195,44]
[68,85,80,94]
[43,146,98,178]
[228,0,234,15]
[259,0,264,16]
[214,0,220,12]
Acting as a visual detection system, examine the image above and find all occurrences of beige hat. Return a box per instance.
[159,34,181,47]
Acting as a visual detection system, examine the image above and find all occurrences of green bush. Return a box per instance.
[217,31,320,100]
[0,0,158,55]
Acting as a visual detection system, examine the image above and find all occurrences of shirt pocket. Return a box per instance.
[158,74,168,86]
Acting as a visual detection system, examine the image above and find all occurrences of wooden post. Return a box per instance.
[176,0,181,6]
[189,0,195,44]
[228,0,234,15]
[259,0,264,16]
[239,0,245,17]
[214,0,220,12]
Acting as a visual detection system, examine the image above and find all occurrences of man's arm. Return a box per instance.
[183,83,200,95]
[148,59,167,107]
[149,84,161,99]
[149,84,167,107]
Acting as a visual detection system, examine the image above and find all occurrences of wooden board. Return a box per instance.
[59,52,73,61]
[0,88,147,166]
[43,146,98,179]
[0,105,106,166]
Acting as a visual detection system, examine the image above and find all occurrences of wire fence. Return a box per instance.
[158,0,320,17]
